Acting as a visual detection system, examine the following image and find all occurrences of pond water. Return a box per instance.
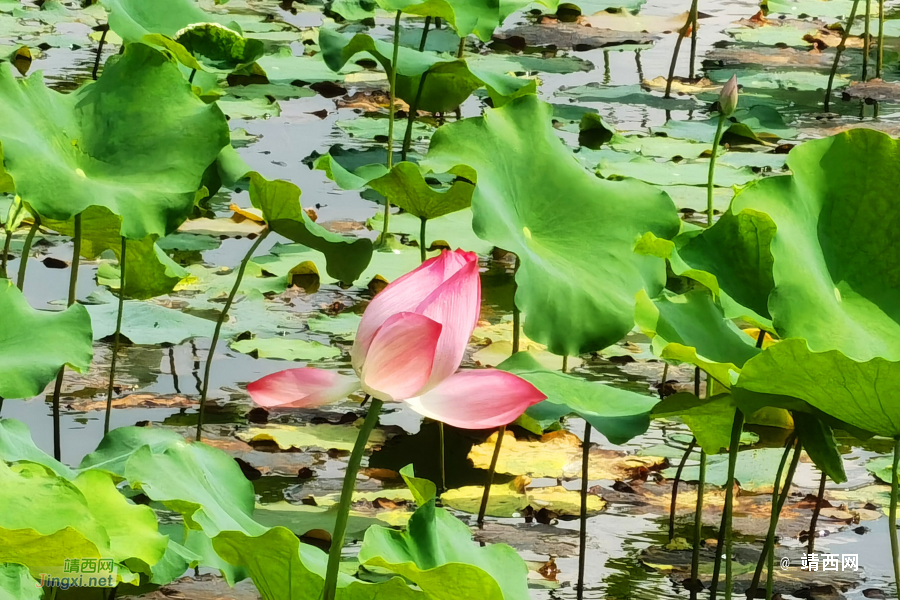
[4,0,900,597]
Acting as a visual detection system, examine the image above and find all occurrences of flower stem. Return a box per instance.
[890,436,900,599]
[92,24,108,80]
[863,0,872,81]
[438,421,446,493]
[104,237,127,436]
[381,10,403,241]
[663,0,699,99]
[707,114,726,226]
[52,213,81,461]
[16,217,39,291]
[806,471,827,554]
[323,397,384,600]
[477,426,506,527]
[401,17,432,162]
[419,217,427,263]
[577,422,592,600]
[825,0,861,112]
[196,229,270,442]
[670,438,697,542]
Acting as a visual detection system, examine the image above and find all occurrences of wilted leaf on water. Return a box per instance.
[580,10,689,32]
[236,422,388,452]
[67,394,197,412]
[468,430,665,480]
[0,281,93,399]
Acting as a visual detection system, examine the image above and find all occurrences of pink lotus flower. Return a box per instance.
[247,249,546,429]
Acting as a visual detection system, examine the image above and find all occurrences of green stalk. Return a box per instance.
[877,0,885,78]
[690,449,706,589]
[806,471,827,554]
[92,24,108,80]
[576,422,593,600]
[0,201,24,280]
[562,355,569,373]
[863,0,872,81]
[707,114,726,226]
[890,436,900,599]
[670,438,697,542]
[52,213,81,461]
[419,217,427,263]
[511,256,521,354]
[438,421,446,493]
[710,411,743,600]
[16,217,39,291]
[825,0,861,112]
[663,0,700,99]
[400,16,432,162]
[196,229,270,442]
[380,10,403,242]
[188,68,197,84]
[104,237,127,436]
[477,425,506,526]
[688,7,698,80]
[323,397,384,600]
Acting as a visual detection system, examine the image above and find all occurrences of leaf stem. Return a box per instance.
[0,201,24,280]
[512,255,521,354]
[381,10,403,241]
[92,24,108,80]
[690,448,706,591]
[323,397,384,600]
[688,7,698,80]
[877,0,885,78]
[419,217,427,263]
[806,471,827,554]
[891,436,900,599]
[707,114,726,227]
[663,0,699,99]
[562,355,569,373]
[438,420,446,493]
[401,17,432,161]
[863,0,872,81]
[577,422,592,600]
[104,237,127,436]
[477,426,506,527]
[825,0,861,112]
[16,217,39,291]
[710,410,743,600]
[196,229,270,442]
[670,438,697,542]
[52,213,81,461]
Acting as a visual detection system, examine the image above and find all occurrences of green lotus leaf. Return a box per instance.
[81,426,264,537]
[44,205,187,300]
[597,156,757,188]
[499,351,657,444]
[664,446,793,492]
[635,287,760,387]
[793,412,847,484]
[319,28,533,112]
[247,172,373,284]
[736,339,900,437]
[85,297,214,345]
[358,465,529,600]
[0,564,40,600]
[0,43,229,240]
[653,106,797,145]
[0,281,93,399]
[653,392,739,455]
[173,22,263,72]
[423,95,681,355]
[373,0,501,42]
[0,418,73,478]
[213,527,428,600]
[229,336,341,361]
[366,162,474,220]
[101,0,232,43]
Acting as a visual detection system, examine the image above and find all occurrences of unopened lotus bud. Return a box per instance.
[719,75,738,117]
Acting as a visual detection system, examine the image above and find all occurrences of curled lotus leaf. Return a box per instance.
[423,95,681,356]
[101,0,235,43]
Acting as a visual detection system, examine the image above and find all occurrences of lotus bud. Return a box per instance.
[719,75,738,117]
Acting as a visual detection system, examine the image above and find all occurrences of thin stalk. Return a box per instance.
[419,217,427,263]
[457,36,465,58]
[323,397,384,600]
[863,0,872,81]
[400,17,432,161]
[664,0,700,99]
[690,450,707,589]
[104,237,127,435]
[380,10,403,241]
[477,426,506,526]
[51,214,81,461]
[877,0,885,78]
[890,436,900,599]
[710,496,727,598]
[746,433,798,599]
[0,202,24,279]
[562,355,569,373]
[438,421,446,493]
[670,438,697,542]
[689,7,698,80]
[710,411,743,600]
[188,68,197,84]
[512,256,521,354]
[92,25,108,80]
[196,229,270,442]
[806,471,828,554]
[659,363,669,398]
[825,0,861,112]
[707,114,726,226]
[16,217,39,291]
[577,423,593,600]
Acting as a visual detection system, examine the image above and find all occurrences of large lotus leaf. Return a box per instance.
[499,351,657,444]
[736,339,900,437]
[44,206,187,300]
[423,95,681,355]
[319,29,532,112]
[0,43,229,240]
[653,393,739,455]
[634,288,760,387]
[374,0,500,41]
[367,162,474,220]
[359,466,529,600]
[0,564,40,600]
[721,130,900,362]
[101,0,229,42]
[246,173,373,284]
[214,527,428,600]
[72,469,168,573]
[0,419,73,478]
[793,412,847,484]
[0,281,93,399]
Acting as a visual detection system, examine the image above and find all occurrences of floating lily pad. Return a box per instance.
[229,336,341,361]
[236,423,388,452]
